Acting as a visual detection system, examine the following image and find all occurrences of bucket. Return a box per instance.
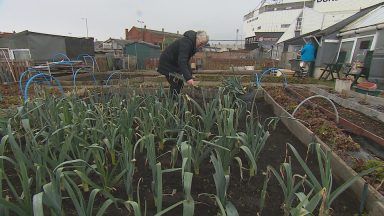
[335,79,352,93]
[356,82,377,91]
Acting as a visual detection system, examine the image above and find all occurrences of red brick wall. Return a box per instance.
[126,27,165,45]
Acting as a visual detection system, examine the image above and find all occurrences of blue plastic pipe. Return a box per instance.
[23,74,64,101]
[19,69,52,93]
[255,68,288,87]
[73,68,97,87]
[105,71,123,86]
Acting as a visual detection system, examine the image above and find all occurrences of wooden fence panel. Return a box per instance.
[0,60,31,83]
[95,56,109,72]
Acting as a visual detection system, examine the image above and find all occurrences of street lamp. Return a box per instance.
[81,18,89,38]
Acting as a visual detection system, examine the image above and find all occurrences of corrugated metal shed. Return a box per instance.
[124,42,160,69]
[0,31,94,61]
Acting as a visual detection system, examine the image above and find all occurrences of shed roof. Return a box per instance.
[2,30,92,40]
[126,41,161,49]
[277,2,384,44]
[314,2,383,36]
[104,38,133,46]
[341,5,384,32]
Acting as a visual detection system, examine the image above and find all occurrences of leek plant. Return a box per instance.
[184,94,218,134]
[184,125,212,175]
[213,107,256,177]
[0,137,33,215]
[289,189,324,216]
[218,90,246,131]
[62,174,114,216]
[288,143,375,216]
[119,95,140,200]
[153,162,182,214]
[123,178,145,216]
[201,154,239,216]
[177,132,197,216]
[182,171,194,216]
[237,114,277,176]
[267,161,307,215]
[222,76,246,96]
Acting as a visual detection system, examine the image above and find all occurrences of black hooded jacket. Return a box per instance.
[157,30,197,81]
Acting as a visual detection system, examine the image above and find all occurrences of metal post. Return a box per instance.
[81,18,89,38]
[85,18,89,38]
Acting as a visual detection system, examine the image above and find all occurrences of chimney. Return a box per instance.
[162,28,164,32]
[142,25,146,41]
[125,28,129,40]
[177,30,179,35]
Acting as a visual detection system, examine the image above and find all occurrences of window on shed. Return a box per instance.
[352,36,374,62]
[339,41,354,63]
[10,49,31,60]
[281,24,290,28]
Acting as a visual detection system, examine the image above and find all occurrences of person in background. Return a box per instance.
[157,30,209,95]
[300,41,316,76]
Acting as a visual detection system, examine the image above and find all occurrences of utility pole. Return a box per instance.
[81,18,89,38]
[236,29,239,49]
[240,35,243,49]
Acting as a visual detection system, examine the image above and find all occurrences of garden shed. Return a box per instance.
[124,42,161,70]
[0,30,94,61]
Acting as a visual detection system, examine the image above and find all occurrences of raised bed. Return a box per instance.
[309,86,384,123]
[263,86,384,215]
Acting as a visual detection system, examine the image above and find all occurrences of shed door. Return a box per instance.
[352,36,374,63]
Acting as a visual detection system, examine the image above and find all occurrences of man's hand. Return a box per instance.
[186,79,197,86]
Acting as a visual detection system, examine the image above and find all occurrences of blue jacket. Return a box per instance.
[301,42,316,62]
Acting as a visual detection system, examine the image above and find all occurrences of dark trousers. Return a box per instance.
[165,74,184,96]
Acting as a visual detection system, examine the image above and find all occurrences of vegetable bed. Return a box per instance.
[0,79,373,215]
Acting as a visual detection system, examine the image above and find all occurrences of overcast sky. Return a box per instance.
[0,0,260,41]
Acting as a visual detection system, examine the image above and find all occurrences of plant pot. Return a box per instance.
[335,79,352,93]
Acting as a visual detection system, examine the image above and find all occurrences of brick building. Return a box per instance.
[125,26,182,50]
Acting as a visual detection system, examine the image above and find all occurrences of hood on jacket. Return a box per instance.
[183,30,197,48]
